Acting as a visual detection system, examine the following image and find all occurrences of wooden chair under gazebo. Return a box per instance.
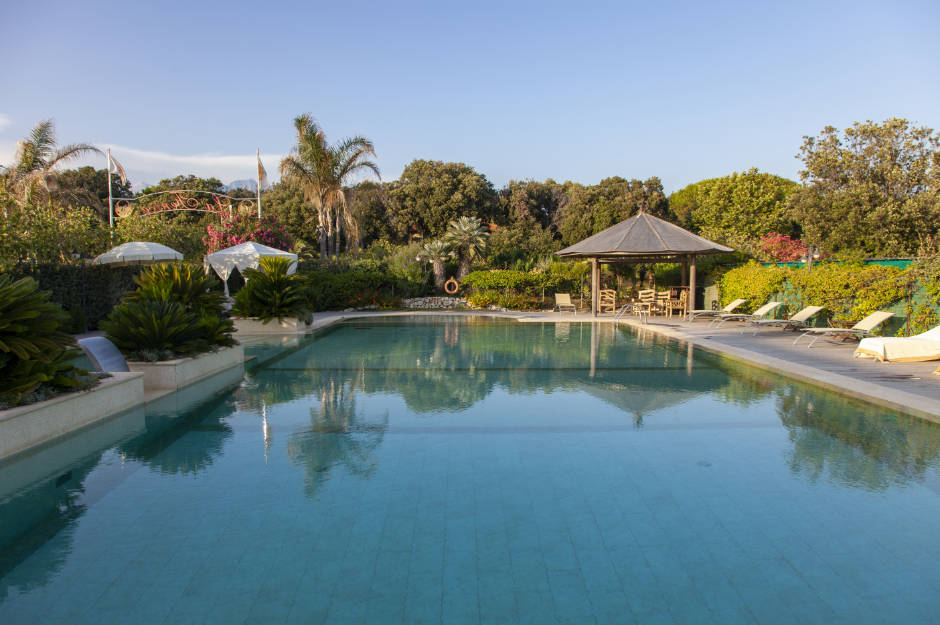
[555,212,733,317]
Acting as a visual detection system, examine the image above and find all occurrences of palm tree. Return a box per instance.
[1,119,101,207]
[444,216,489,279]
[417,239,453,290]
[279,114,379,259]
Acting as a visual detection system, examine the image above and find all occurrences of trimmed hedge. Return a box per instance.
[718,259,940,334]
[5,263,141,332]
[301,264,432,311]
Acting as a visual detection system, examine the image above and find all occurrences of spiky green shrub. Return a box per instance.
[102,263,235,361]
[232,256,310,323]
[101,300,209,361]
[0,275,91,406]
[125,263,227,316]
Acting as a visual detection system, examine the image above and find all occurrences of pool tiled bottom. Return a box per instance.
[2,420,937,625]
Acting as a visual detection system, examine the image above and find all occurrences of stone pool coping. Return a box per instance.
[305,310,940,424]
[0,372,145,460]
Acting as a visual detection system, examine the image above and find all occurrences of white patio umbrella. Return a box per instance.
[204,241,298,296]
[94,241,183,266]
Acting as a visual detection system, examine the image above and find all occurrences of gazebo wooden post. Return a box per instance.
[554,213,733,315]
[591,258,599,317]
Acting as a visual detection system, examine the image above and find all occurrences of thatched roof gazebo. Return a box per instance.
[556,212,734,316]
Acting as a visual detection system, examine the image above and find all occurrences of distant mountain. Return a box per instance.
[224,179,258,192]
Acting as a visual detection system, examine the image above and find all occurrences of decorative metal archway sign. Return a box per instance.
[112,190,257,220]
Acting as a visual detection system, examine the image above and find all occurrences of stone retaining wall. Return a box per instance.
[0,372,145,460]
[402,296,467,309]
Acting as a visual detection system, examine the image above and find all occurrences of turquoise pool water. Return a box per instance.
[1,316,938,624]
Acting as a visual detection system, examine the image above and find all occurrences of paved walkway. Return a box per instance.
[303,310,940,422]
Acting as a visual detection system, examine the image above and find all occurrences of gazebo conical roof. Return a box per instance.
[556,212,732,260]
[555,212,734,316]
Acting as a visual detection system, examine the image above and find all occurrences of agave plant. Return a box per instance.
[232,256,309,322]
[0,275,85,405]
[101,300,208,361]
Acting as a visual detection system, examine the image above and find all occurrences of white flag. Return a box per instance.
[257,153,268,189]
[108,153,127,186]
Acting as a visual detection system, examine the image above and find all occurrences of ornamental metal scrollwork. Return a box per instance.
[114,200,134,218]
[110,190,258,220]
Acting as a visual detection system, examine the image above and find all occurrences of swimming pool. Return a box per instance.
[1,316,938,624]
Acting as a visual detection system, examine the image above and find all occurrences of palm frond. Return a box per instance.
[28,120,57,168]
[49,143,102,170]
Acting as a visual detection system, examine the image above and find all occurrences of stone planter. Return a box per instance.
[128,344,245,392]
[233,317,313,334]
[0,372,145,460]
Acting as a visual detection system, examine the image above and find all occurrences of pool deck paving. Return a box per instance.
[307,310,940,423]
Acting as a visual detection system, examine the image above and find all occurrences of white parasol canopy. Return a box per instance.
[94,241,183,266]
[204,241,297,296]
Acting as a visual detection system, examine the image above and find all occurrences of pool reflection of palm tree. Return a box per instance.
[286,368,387,497]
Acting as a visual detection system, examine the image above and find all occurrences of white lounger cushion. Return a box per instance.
[855,325,940,362]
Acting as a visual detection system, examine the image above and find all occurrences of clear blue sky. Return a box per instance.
[2,0,938,191]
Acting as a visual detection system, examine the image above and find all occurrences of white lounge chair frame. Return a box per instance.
[745,305,825,335]
[713,301,783,328]
[554,293,577,314]
[687,298,747,323]
[794,311,894,348]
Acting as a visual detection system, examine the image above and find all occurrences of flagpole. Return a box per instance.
[256,148,262,220]
[107,148,114,242]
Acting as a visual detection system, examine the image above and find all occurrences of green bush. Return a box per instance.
[461,268,586,296]
[233,257,309,322]
[719,260,926,327]
[787,262,908,324]
[719,261,789,311]
[101,263,235,361]
[5,263,140,329]
[101,300,208,361]
[126,263,227,315]
[466,289,542,310]
[300,258,432,311]
[0,275,91,406]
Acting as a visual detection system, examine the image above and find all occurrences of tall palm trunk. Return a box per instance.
[458,257,471,280]
[334,208,341,258]
[432,261,445,290]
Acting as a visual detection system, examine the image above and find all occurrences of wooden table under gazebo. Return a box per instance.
[555,212,734,317]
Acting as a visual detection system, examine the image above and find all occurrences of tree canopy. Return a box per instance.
[789,118,940,256]
[669,169,799,253]
[388,160,498,240]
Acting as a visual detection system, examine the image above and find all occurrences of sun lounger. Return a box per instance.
[794,311,894,348]
[713,301,783,328]
[745,305,825,334]
[554,293,576,314]
[687,298,747,323]
[855,324,940,362]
